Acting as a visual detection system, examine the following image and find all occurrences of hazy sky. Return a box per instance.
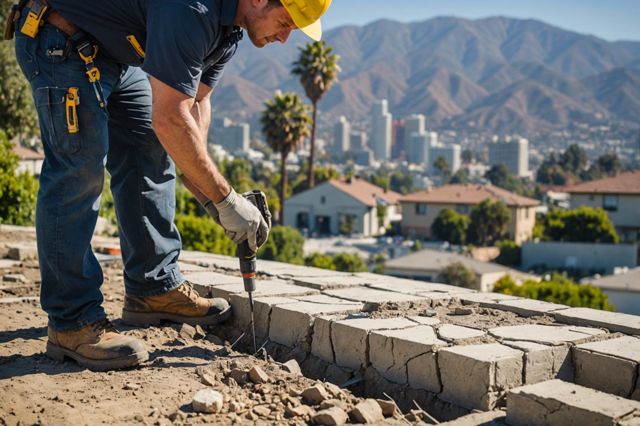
[322,0,640,42]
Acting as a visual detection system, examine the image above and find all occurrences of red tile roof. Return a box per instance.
[564,171,640,195]
[328,178,401,207]
[400,184,539,207]
[12,144,44,160]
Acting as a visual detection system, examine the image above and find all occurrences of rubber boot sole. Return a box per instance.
[120,305,232,327]
[46,341,149,372]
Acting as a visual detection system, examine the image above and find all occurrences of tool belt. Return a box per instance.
[4,0,107,109]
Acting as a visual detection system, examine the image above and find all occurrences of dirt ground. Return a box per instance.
[0,229,421,426]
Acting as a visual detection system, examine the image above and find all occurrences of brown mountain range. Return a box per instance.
[215,16,640,134]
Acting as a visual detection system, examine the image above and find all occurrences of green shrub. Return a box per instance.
[0,134,38,226]
[304,252,336,270]
[437,262,477,289]
[258,225,304,265]
[175,214,235,255]
[332,252,367,272]
[493,274,614,311]
[495,240,521,267]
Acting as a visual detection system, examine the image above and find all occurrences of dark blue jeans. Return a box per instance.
[14,19,184,331]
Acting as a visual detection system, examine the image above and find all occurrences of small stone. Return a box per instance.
[194,325,207,340]
[362,302,380,312]
[248,366,270,384]
[179,323,196,339]
[323,383,343,398]
[376,399,396,417]
[3,274,27,283]
[421,308,437,317]
[253,405,271,417]
[245,411,258,420]
[313,407,348,425]
[454,306,474,316]
[285,404,315,418]
[229,369,248,385]
[349,399,384,423]
[123,382,139,391]
[319,399,348,411]
[282,359,302,376]
[229,400,243,413]
[302,385,330,405]
[192,388,223,414]
[195,366,217,386]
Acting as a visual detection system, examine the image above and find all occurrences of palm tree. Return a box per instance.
[261,92,311,224]
[291,41,341,188]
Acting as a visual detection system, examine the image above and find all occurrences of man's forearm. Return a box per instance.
[154,104,229,203]
[191,98,211,141]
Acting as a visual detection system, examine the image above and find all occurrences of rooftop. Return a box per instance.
[400,184,539,207]
[328,178,401,207]
[565,171,640,195]
[587,267,640,293]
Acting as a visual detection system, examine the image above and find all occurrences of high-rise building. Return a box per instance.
[370,99,392,161]
[428,144,461,175]
[350,131,368,150]
[391,119,405,160]
[404,114,426,138]
[209,116,232,145]
[222,123,250,153]
[334,116,351,152]
[408,131,438,166]
[488,138,529,177]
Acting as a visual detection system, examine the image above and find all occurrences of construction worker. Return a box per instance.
[7,0,331,371]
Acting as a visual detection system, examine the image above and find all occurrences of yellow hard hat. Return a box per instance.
[280,0,332,41]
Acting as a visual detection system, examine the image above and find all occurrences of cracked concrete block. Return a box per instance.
[269,297,362,349]
[209,279,320,300]
[182,271,239,296]
[324,287,428,306]
[574,336,640,399]
[459,292,520,306]
[180,253,240,271]
[489,324,606,346]
[493,299,570,317]
[293,274,371,290]
[439,343,524,411]
[366,279,473,295]
[437,324,485,343]
[369,325,446,386]
[230,295,298,341]
[406,352,441,393]
[506,379,640,426]
[407,316,441,326]
[311,316,338,363]
[331,317,418,370]
[505,341,572,384]
[555,307,640,335]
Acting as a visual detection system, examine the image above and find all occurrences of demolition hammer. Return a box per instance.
[179,175,271,354]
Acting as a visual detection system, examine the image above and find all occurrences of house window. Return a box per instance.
[415,203,427,215]
[456,205,469,214]
[321,196,326,204]
[602,195,618,212]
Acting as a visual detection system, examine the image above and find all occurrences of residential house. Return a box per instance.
[583,267,640,315]
[565,171,640,242]
[384,248,538,292]
[283,178,401,237]
[400,184,539,244]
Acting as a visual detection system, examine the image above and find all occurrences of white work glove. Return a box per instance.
[211,189,270,252]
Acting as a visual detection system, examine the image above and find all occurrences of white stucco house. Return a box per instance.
[283,178,402,237]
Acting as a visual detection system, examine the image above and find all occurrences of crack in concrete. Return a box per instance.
[629,363,639,399]
[328,320,337,364]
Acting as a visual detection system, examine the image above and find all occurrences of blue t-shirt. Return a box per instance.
[48,0,240,97]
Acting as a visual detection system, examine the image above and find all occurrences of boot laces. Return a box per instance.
[177,282,199,302]
[91,318,118,334]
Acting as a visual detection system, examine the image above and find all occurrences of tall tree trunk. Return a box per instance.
[279,153,288,225]
[307,102,317,188]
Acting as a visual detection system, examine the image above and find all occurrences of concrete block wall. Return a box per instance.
[180,251,640,423]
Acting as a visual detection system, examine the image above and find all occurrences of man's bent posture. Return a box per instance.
[9,0,331,370]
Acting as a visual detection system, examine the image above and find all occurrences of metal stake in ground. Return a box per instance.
[238,240,258,354]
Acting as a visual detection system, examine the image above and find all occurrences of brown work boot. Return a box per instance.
[46,319,149,371]
[121,281,231,327]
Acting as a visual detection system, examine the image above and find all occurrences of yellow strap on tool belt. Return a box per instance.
[65,87,80,134]
[126,34,145,58]
[20,0,48,38]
